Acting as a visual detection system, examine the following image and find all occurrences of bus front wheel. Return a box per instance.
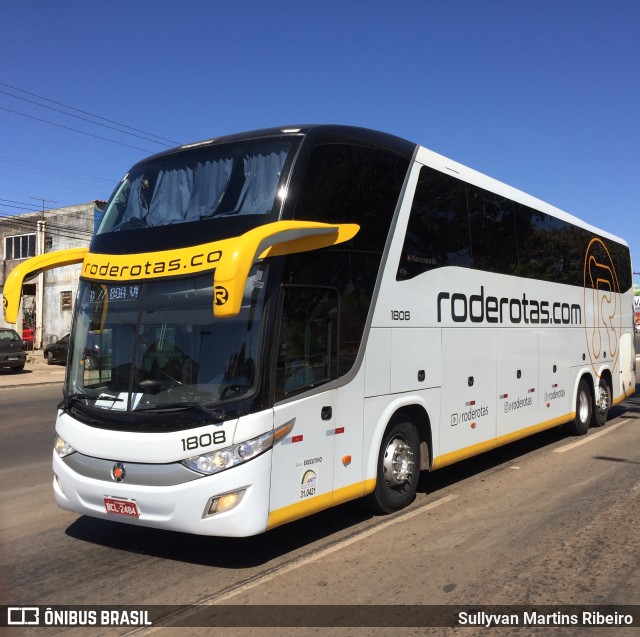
[367,415,420,514]
[564,379,592,436]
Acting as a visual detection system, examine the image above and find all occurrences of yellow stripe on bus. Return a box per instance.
[267,389,635,529]
[267,479,376,530]
[432,413,575,469]
[613,386,636,405]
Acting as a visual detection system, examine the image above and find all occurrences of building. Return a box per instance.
[0,202,104,348]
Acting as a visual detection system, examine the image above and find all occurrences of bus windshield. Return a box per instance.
[97,137,297,234]
[65,265,269,422]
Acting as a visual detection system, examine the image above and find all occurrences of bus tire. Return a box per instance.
[564,378,592,436]
[367,415,420,514]
[591,378,611,427]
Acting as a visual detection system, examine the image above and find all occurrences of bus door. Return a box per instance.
[268,286,340,523]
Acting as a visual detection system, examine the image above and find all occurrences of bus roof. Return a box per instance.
[124,124,628,249]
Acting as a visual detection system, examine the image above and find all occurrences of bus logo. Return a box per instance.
[111,463,126,482]
[214,286,229,306]
[583,238,621,375]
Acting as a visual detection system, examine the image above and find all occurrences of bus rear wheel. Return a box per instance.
[591,379,611,427]
[367,416,420,514]
[564,378,592,436]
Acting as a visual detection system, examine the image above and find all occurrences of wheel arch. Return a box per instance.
[598,366,613,394]
[574,366,614,406]
[393,404,432,471]
[366,397,434,481]
[572,368,595,405]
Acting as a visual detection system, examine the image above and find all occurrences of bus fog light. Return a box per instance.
[205,490,245,517]
[54,434,76,458]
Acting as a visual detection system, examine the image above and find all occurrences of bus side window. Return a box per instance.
[275,286,339,402]
[467,185,518,275]
[397,166,471,281]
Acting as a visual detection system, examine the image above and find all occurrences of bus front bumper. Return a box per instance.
[52,450,272,537]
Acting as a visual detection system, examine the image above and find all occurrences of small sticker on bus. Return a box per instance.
[300,469,317,499]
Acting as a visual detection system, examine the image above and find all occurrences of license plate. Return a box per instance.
[104,497,139,517]
[7,356,19,361]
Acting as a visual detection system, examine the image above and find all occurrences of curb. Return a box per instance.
[0,379,64,389]
[0,349,65,390]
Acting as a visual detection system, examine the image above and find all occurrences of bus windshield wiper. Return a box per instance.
[59,392,126,410]
[135,402,226,420]
[97,393,124,402]
[58,392,90,410]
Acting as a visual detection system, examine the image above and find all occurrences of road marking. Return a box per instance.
[553,419,632,453]
[124,493,458,635]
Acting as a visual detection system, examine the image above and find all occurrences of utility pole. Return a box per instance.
[30,197,56,218]
[29,197,55,349]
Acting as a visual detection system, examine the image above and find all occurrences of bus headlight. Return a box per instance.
[182,431,274,475]
[54,434,76,458]
[181,419,295,476]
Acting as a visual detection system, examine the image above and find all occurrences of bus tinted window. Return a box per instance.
[275,286,339,401]
[397,167,470,280]
[607,242,632,292]
[515,205,584,285]
[287,143,409,382]
[467,186,518,275]
[398,165,632,292]
[293,143,408,252]
[98,138,296,234]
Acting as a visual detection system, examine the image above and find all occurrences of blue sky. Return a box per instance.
[1,1,639,277]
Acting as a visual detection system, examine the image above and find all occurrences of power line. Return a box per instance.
[0,82,179,146]
[0,198,43,212]
[0,198,104,221]
[0,209,95,232]
[0,213,95,244]
[0,166,111,203]
[0,88,174,148]
[0,154,114,184]
[0,164,112,198]
[0,83,176,219]
[0,105,156,153]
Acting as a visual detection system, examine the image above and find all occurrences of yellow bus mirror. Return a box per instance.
[212,220,359,317]
[1,221,359,323]
[2,248,88,324]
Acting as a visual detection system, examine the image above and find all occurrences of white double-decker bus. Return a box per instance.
[4,125,635,536]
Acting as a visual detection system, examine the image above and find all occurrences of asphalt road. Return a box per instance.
[1,378,639,636]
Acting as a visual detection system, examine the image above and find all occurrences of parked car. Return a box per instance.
[43,333,103,368]
[83,333,103,370]
[44,334,70,365]
[0,328,27,372]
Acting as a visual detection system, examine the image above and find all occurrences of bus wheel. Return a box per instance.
[367,416,420,514]
[591,379,611,427]
[564,379,592,436]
